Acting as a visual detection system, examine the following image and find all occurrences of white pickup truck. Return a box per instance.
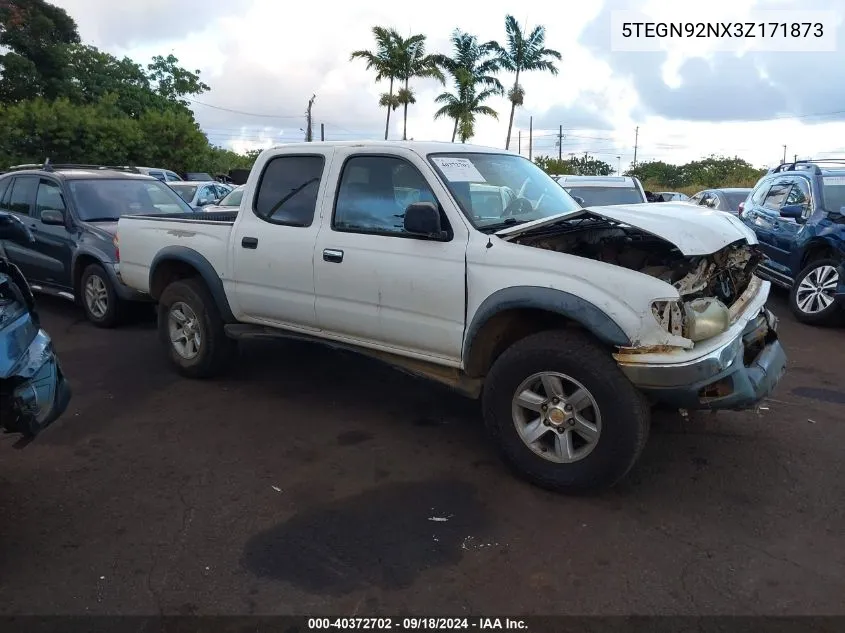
[115,141,787,493]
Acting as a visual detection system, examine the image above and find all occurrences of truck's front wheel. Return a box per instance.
[482,330,650,494]
[157,278,237,378]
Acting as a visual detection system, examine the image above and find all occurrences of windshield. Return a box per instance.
[169,184,197,202]
[723,191,750,211]
[219,187,244,207]
[68,179,195,221]
[822,176,845,212]
[563,186,645,206]
[427,153,580,229]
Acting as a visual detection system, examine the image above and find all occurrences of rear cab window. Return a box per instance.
[253,155,325,226]
[564,185,645,206]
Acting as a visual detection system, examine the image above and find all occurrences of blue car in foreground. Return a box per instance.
[739,159,845,326]
[0,213,71,440]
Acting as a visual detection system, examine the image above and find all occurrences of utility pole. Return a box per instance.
[320,123,325,141]
[633,126,639,168]
[782,144,787,164]
[518,130,521,154]
[528,117,533,160]
[305,94,316,142]
[794,153,798,163]
[558,124,563,161]
[617,155,621,175]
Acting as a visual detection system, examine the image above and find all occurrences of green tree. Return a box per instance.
[434,69,498,143]
[350,26,403,140]
[626,160,682,188]
[0,97,209,172]
[0,0,80,102]
[146,54,210,107]
[534,154,612,176]
[492,16,561,150]
[534,156,575,175]
[432,29,502,141]
[394,33,444,141]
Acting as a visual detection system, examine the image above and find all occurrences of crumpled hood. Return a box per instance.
[495,202,759,256]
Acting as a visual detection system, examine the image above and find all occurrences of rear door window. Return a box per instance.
[7,176,37,215]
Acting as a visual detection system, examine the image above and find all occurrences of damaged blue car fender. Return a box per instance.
[0,212,72,439]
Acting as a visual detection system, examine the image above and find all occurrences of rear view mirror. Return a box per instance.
[0,212,35,242]
[40,209,65,225]
[403,202,445,238]
[572,196,586,206]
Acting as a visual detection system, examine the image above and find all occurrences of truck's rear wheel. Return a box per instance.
[157,278,237,378]
[481,329,650,494]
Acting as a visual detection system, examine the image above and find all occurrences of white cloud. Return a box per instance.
[52,0,845,170]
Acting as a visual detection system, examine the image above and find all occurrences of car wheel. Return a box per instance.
[789,258,843,326]
[81,263,123,328]
[481,329,650,494]
[157,278,237,378]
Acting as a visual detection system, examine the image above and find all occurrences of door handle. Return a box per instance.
[323,248,344,263]
[241,236,258,249]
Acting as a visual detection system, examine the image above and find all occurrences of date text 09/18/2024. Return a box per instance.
[307,618,528,630]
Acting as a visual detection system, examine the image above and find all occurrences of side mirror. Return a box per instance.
[403,202,445,238]
[572,196,586,206]
[0,212,35,242]
[780,204,804,219]
[40,209,65,225]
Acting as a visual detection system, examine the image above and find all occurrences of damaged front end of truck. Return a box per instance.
[497,204,787,410]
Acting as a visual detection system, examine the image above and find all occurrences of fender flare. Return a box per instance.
[463,286,632,363]
[149,246,236,322]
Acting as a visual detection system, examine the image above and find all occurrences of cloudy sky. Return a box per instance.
[54,0,845,171]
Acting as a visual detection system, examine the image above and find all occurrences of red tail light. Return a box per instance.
[113,235,120,262]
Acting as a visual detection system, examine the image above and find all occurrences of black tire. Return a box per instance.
[481,329,650,494]
[789,258,843,326]
[80,263,123,328]
[157,278,237,379]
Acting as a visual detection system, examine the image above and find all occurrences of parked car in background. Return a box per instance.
[134,167,183,182]
[740,159,845,325]
[184,172,215,182]
[203,185,244,212]
[0,213,72,439]
[552,175,648,206]
[0,162,200,327]
[655,191,690,202]
[168,181,232,209]
[689,188,752,215]
[115,141,785,494]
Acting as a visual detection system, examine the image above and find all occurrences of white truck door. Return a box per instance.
[313,148,469,364]
[229,149,331,330]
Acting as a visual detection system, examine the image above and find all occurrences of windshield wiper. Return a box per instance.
[479,218,527,232]
[83,217,120,222]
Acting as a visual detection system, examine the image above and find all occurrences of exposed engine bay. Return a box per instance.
[511,218,764,341]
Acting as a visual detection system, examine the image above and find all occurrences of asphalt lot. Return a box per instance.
[1,290,843,616]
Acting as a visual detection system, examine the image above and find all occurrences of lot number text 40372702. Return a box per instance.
[307,618,528,630]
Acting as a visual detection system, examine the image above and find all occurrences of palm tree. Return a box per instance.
[434,68,498,143]
[394,33,444,140]
[432,29,503,140]
[492,15,561,150]
[350,26,402,140]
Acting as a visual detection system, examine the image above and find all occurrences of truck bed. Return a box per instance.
[116,212,237,294]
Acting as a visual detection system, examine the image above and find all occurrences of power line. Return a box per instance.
[186,98,303,119]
